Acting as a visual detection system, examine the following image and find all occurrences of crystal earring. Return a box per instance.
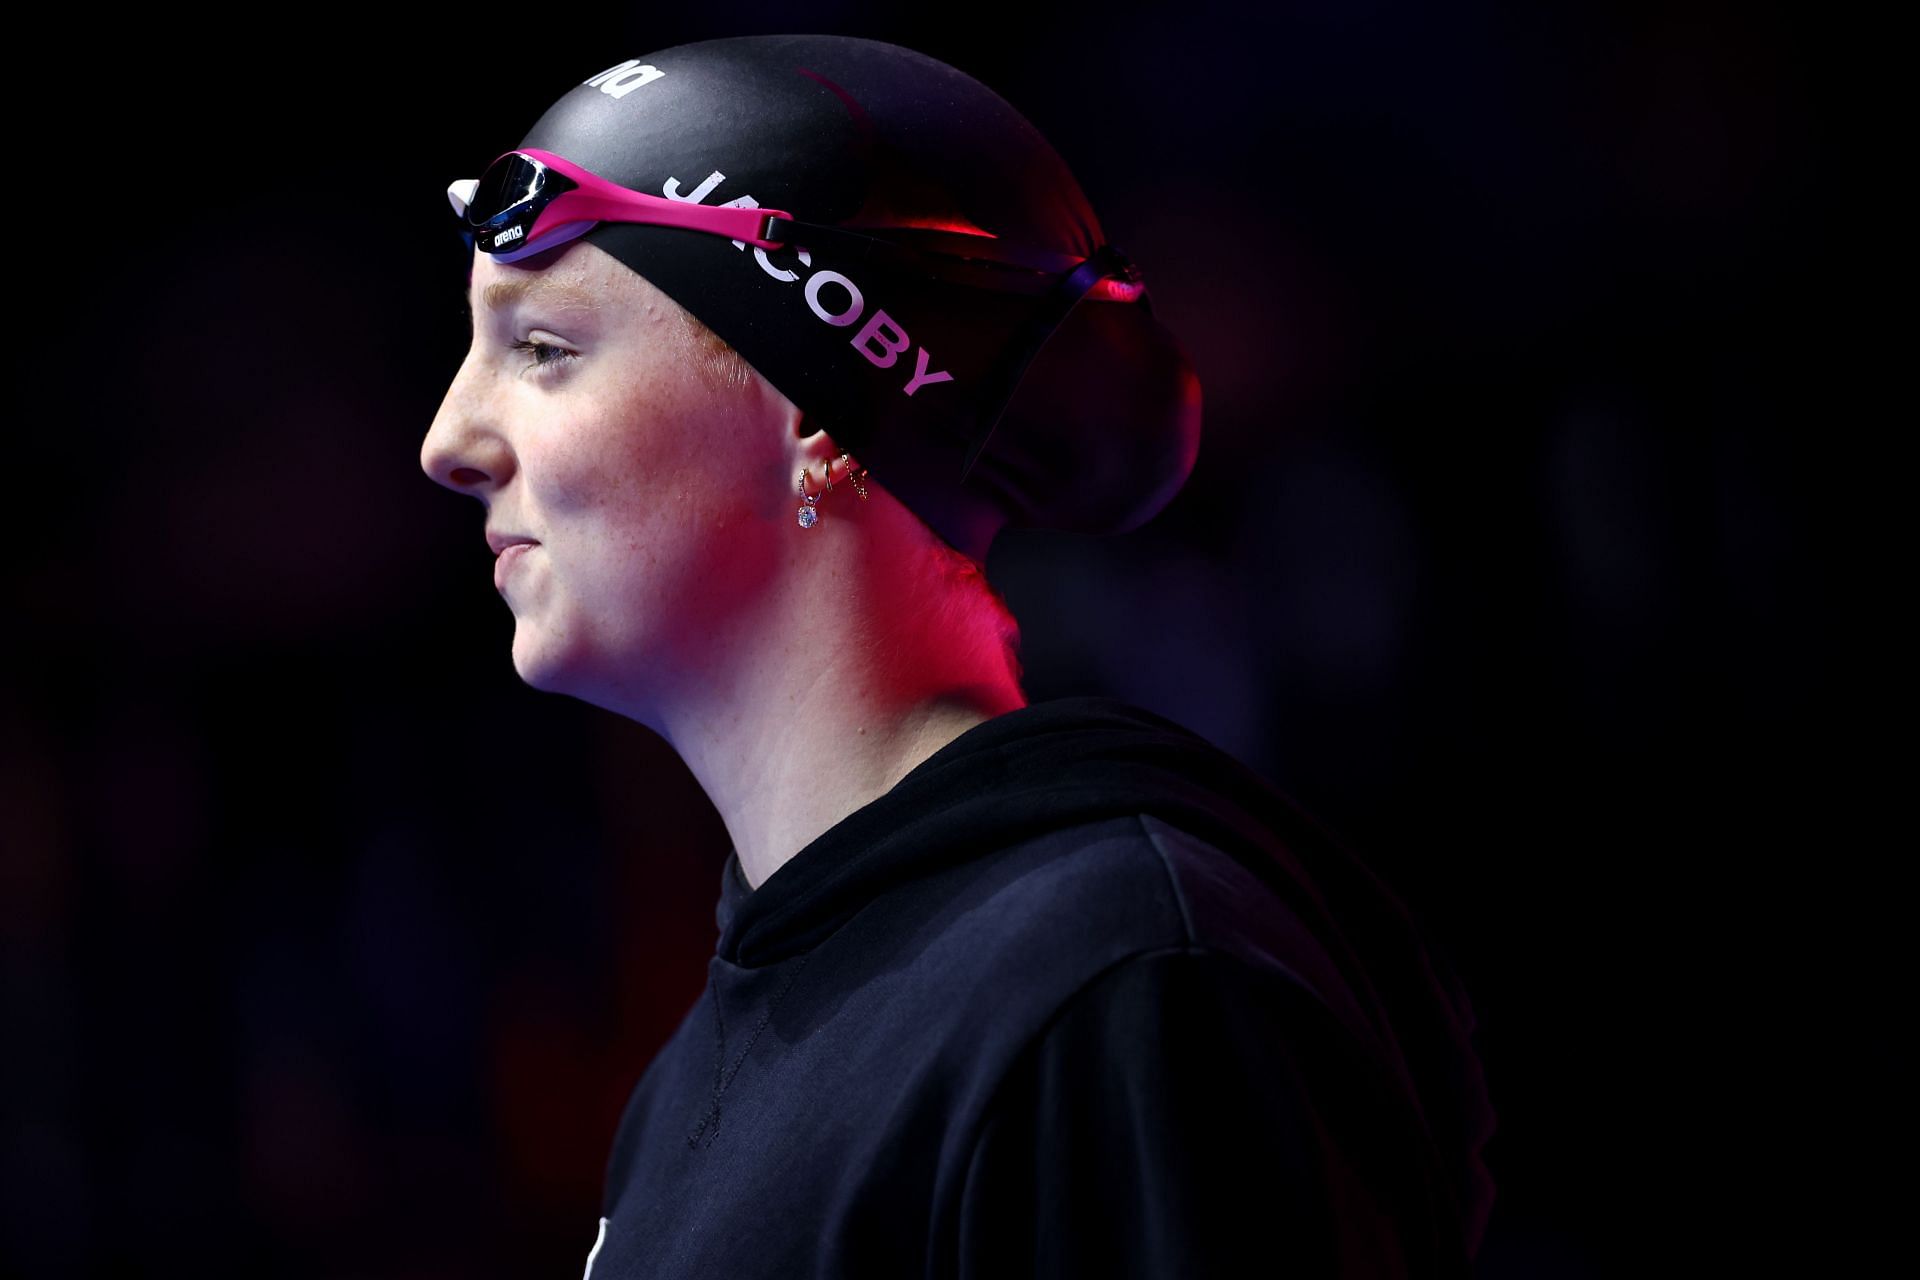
[796,453,870,529]
[797,464,821,528]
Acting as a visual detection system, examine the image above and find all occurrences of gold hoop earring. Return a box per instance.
[795,453,871,529]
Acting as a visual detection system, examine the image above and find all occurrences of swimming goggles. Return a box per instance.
[447,147,1145,301]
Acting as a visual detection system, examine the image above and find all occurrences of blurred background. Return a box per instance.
[7,1,1852,1275]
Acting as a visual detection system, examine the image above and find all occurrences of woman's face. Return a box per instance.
[421,239,796,717]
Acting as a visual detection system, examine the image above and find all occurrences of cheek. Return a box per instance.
[530,371,781,600]
[559,368,711,492]
[530,401,662,515]
[533,413,725,583]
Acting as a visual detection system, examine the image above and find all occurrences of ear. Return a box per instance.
[796,425,848,471]
[792,421,875,498]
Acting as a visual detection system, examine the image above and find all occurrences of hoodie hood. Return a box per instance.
[712,694,1497,1257]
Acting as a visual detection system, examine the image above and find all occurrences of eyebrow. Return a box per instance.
[463,275,603,320]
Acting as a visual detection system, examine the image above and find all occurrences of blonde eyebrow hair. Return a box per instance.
[464,275,603,319]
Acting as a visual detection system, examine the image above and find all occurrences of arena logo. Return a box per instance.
[491,224,524,248]
[584,60,666,100]
[662,169,956,399]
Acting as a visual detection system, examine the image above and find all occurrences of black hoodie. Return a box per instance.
[587,695,1497,1279]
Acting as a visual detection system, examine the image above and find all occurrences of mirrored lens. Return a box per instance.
[466,153,548,229]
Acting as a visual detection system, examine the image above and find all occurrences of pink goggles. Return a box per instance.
[447,147,1145,301]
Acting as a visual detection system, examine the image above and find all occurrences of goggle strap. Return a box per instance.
[761,217,1086,276]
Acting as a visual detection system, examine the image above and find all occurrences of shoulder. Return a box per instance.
[968,808,1284,927]
[963,811,1200,945]
[902,812,1271,991]
[932,810,1330,994]
[887,811,1351,1065]
[1004,943,1350,1079]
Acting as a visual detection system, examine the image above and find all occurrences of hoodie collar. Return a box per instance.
[714,693,1401,986]
[713,695,1104,964]
[712,694,1219,966]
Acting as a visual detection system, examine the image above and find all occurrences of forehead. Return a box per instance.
[464,240,626,318]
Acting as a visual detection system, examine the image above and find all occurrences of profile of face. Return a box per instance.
[421,239,803,722]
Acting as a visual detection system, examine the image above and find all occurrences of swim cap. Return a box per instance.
[466,34,1202,565]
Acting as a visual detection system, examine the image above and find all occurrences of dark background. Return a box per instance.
[7,1,1853,1275]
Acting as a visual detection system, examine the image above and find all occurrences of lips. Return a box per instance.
[486,530,540,556]
[494,541,537,593]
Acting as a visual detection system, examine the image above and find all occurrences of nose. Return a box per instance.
[420,349,513,496]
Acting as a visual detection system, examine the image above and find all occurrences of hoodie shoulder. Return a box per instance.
[1132,812,1388,1039]
[948,805,1370,987]
[935,809,1369,1040]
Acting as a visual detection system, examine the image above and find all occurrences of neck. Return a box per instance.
[647,523,1026,892]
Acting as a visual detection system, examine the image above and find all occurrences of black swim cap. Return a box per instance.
[475,34,1202,565]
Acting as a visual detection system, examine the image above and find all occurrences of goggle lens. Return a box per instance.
[467,153,545,229]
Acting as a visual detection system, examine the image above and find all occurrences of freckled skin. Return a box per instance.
[419,237,1027,887]
[422,240,794,718]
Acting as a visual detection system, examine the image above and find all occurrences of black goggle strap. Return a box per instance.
[760,216,1107,296]
[757,221,1145,477]
[958,244,1138,482]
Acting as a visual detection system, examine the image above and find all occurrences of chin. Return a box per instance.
[510,628,572,694]
[512,625,629,705]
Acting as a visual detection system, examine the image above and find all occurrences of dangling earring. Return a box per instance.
[839,452,870,502]
[796,452,870,529]
[796,464,821,528]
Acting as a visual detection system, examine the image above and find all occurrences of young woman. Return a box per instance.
[421,34,1494,1278]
